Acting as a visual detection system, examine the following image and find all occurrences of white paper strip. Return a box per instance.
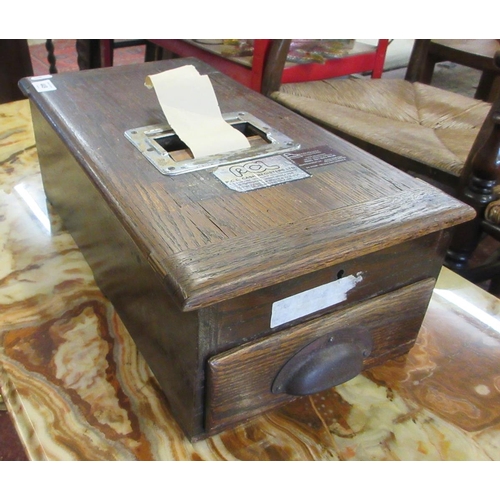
[270,273,364,328]
[145,65,250,158]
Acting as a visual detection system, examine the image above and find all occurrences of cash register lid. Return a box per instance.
[19,60,475,311]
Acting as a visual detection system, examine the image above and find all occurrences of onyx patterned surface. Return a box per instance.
[1,99,500,460]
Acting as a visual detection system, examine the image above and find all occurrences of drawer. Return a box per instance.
[206,278,435,433]
[211,233,448,350]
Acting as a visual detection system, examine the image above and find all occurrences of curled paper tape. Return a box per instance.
[145,65,250,158]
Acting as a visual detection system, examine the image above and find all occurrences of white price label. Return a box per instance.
[32,79,57,93]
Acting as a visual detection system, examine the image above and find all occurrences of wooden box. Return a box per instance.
[20,59,474,441]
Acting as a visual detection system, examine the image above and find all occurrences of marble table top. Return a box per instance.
[2,98,500,461]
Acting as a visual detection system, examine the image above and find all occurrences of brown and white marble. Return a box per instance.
[2,99,500,460]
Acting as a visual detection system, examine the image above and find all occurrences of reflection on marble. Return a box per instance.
[2,99,500,460]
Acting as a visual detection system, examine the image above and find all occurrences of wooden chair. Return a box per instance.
[134,39,389,92]
[406,39,500,102]
[76,40,157,70]
[75,39,388,93]
[265,40,500,280]
[466,195,500,295]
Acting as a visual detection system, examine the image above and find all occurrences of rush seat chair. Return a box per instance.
[266,40,500,279]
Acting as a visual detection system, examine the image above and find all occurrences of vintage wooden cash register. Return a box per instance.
[20,58,474,441]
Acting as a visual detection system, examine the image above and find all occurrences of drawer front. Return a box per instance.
[212,233,449,350]
[206,278,435,433]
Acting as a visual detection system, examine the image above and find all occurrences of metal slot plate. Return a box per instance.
[124,112,301,175]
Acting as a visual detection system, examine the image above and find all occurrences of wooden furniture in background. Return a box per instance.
[99,39,156,67]
[146,39,273,91]
[76,39,157,70]
[269,41,500,280]
[459,109,500,294]
[0,39,33,104]
[92,39,389,93]
[406,39,500,102]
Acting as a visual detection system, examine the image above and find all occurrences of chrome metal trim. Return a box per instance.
[124,112,301,175]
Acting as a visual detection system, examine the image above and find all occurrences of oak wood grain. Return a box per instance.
[162,188,472,310]
[19,60,474,311]
[20,58,475,440]
[211,232,450,350]
[206,279,436,432]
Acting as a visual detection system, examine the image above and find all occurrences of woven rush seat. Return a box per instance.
[272,79,492,184]
[265,41,500,281]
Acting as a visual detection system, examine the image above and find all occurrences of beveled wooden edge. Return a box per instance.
[151,188,475,311]
[17,59,220,260]
[17,62,476,313]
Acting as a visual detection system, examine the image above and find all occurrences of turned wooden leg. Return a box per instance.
[446,52,500,272]
[445,193,490,272]
[45,39,57,74]
[446,111,500,271]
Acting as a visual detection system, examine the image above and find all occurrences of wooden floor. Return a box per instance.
[1,40,498,461]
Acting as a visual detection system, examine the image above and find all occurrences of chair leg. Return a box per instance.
[45,39,57,74]
[405,40,433,83]
[475,71,500,102]
[447,109,500,272]
[76,39,102,70]
[145,41,160,62]
[100,39,114,67]
[445,215,484,271]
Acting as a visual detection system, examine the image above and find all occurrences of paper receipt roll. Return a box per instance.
[145,65,250,158]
